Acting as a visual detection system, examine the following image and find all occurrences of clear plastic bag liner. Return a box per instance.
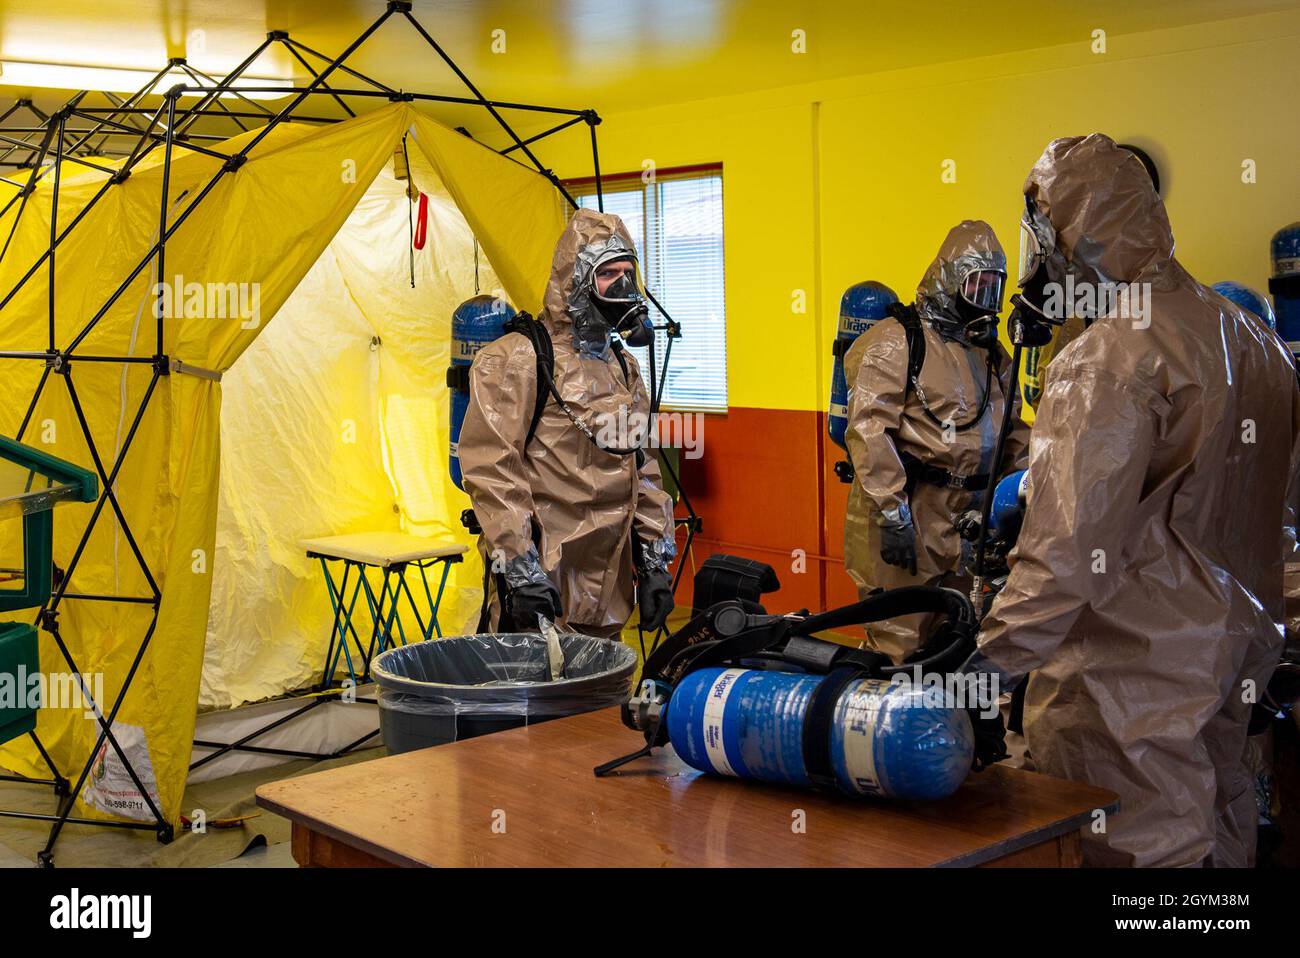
[372,632,637,717]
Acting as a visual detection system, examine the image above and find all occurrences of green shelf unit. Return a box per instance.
[0,435,97,615]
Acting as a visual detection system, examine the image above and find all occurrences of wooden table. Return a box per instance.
[256,706,1119,868]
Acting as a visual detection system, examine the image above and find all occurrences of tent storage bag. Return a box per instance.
[371,633,637,753]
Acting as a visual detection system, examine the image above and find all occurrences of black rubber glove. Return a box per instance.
[879,507,918,575]
[966,703,1010,771]
[637,569,674,632]
[504,580,561,630]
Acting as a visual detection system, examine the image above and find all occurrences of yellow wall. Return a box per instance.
[534,9,1300,412]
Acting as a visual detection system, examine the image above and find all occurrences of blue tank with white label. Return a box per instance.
[829,281,898,451]
[1272,223,1300,353]
[666,667,973,801]
[449,295,516,490]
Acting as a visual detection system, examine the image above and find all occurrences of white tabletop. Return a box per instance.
[298,531,469,568]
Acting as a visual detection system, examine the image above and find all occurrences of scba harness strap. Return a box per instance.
[608,582,979,770]
[900,451,990,494]
[886,301,997,433]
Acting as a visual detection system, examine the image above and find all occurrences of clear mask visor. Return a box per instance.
[959,268,1006,314]
[590,252,645,306]
[1017,218,1045,287]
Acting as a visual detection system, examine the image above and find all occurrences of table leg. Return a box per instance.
[395,565,429,641]
[357,568,385,677]
[290,822,396,868]
[318,558,347,688]
[380,568,408,649]
[978,831,1082,867]
[425,559,453,640]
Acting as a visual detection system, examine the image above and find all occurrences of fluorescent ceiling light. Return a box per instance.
[0,61,293,100]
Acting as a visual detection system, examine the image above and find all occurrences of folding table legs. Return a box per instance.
[318,557,367,688]
[316,554,462,684]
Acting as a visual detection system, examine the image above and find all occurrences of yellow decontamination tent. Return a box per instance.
[0,101,570,829]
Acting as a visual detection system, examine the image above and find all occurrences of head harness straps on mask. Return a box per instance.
[887,302,996,433]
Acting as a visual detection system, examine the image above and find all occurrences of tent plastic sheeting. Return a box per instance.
[0,102,569,825]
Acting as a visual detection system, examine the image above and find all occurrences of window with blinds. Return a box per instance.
[573,166,727,412]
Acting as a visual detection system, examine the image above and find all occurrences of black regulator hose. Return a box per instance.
[969,339,1023,617]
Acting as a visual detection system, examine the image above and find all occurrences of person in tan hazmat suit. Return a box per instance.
[843,220,1030,662]
[459,209,677,640]
[962,134,1300,867]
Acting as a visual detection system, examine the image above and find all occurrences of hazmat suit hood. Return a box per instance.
[1017,135,1175,409]
[1025,133,1175,289]
[541,207,643,357]
[915,219,1007,341]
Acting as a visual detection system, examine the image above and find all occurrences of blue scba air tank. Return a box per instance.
[667,667,974,801]
[1272,222,1300,354]
[1212,281,1276,331]
[449,294,516,490]
[829,281,898,451]
[989,468,1029,537]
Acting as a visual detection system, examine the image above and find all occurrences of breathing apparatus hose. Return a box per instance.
[792,584,979,674]
[529,330,644,457]
[915,349,996,433]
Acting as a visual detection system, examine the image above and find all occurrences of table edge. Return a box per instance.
[933,794,1120,867]
[256,781,1122,869]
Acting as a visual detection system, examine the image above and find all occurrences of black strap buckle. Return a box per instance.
[446,365,471,391]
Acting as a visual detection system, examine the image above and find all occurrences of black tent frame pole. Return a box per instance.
[172,38,276,137]
[281,35,398,94]
[47,113,62,352]
[500,114,585,156]
[0,122,53,265]
[274,35,360,119]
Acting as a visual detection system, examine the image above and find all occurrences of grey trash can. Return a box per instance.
[372,632,637,754]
